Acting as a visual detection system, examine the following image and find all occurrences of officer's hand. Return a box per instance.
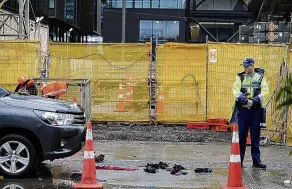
[247,100,253,107]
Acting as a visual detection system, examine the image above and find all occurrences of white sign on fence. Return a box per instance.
[209,49,217,63]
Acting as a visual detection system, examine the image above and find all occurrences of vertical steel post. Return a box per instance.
[121,0,126,43]
[205,35,209,121]
[281,57,289,145]
[18,0,24,39]
[25,0,30,39]
[149,37,153,124]
[97,0,102,35]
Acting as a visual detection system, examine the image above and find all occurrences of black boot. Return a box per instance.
[253,162,267,169]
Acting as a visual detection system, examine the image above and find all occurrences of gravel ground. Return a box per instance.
[93,123,232,143]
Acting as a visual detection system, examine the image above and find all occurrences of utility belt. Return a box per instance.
[237,102,266,129]
[241,104,261,109]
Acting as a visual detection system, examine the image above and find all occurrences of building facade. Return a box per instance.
[2,0,100,42]
[103,0,254,43]
[48,0,100,42]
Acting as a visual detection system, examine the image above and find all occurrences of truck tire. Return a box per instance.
[0,134,37,177]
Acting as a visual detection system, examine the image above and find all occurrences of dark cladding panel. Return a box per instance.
[79,0,95,33]
[56,0,65,20]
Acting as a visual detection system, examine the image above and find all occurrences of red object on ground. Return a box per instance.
[96,166,137,172]
[210,124,228,132]
[74,122,104,189]
[208,119,229,132]
[208,119,228,125]
[221,124,249,189]
[186,122,210,130]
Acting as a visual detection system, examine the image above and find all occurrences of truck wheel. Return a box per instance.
[2,183,24,189]
[0,134,37,177]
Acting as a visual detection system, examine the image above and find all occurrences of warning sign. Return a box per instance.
[209,49,217,63]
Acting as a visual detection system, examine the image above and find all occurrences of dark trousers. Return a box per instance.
[238,106,261,164]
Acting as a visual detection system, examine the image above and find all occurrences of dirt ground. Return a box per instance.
[1,124,292,189]
[93,123,232,142]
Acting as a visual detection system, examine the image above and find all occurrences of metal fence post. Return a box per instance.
[282,46,290,145]
[282,57,290,145]
[149,37,157,125]
[149,37,153,124]
[205,35,209,121]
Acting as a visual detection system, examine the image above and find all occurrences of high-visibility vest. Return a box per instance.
[15,76,37,95]
[40,81,67,97]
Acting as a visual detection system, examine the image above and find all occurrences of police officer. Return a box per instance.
[231,58,269,168]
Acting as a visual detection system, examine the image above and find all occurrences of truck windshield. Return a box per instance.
[0,87,11,97]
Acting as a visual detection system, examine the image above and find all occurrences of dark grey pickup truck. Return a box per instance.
[0,86,86,177]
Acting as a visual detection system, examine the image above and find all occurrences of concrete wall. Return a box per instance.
[0,8,49,55]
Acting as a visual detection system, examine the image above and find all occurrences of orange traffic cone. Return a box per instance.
[74,122,104,189]
[95,82,100,93]
[246,130,251,146]
[125,82,133,107]
[221,124,248,189]
[156,90,164,113]
[115,82,127,112]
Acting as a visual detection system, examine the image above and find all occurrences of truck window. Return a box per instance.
[0,87,10,97]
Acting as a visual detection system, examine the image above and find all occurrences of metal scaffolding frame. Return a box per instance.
[189,0,254,42]
[0,0,30,39]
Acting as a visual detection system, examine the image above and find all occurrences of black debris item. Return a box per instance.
[144,165,157,174]
[69,172,82,182]
[151,163,160,169]
[170,164,187,175]
[173,164,186,170]
[144,162,169,169]
[95,154,105,162]
[194,168,213,173]
[159,161,169,169]
[182,171,188,175]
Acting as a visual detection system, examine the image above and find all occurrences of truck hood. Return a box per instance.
[0,94,83,114]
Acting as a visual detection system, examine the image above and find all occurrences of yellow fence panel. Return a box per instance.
[207,43,287,142]
[0,41,40,91]
[156,43,207,123]
[49,43,150,122]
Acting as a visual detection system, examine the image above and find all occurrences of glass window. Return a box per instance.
[112,0,122,8]
[111,0,134,8]
[199,22,235,42]
[135,0,142,8]
[64,0,75,24]
[153,21,167,41]
[160,0,177,8]
[214,0,232,10]
[143,0,150,8]
[139,20,179,43]
[151,0,159,8]
[196,0,214,10]
[0,87,9,97]
[107,0,184,9]
[140,20,153,42]
[178,0,185,9]
[166,21,179,41]
[126,0,133,8]
[49,0,55,9]
[195,0,243,11]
